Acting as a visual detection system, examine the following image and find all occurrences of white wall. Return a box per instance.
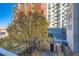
[66,3,74,52]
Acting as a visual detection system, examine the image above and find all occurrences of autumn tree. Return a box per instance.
[6,4,50,55]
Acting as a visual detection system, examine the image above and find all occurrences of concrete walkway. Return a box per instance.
[64,46,74,56]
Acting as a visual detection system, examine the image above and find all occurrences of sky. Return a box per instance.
[0,3,15,29]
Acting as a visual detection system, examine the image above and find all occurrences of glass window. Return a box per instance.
[48,7,51,10]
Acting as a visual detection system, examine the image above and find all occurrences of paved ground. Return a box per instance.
[12,46,74,56]
[31,50,58,56]
[64,46,74,56]
[40,51,57,56]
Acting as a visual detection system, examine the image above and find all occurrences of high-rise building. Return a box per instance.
[18,3,47,17]
[47,3,69,28]
[60,3,70,28]
[47,3,61,28]
[66,3,79,54]
[13,3,70,29]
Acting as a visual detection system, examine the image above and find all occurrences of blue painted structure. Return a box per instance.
[0,48,17,56]
[48,28,67,46]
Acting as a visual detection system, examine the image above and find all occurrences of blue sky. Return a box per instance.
[0,3,15,29]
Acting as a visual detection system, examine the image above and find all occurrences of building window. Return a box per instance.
[52,6,54,8]
[48,15,51,17]
[48,7,51,10]
[52,10,54,12]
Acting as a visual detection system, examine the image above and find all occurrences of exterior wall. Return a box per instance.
[67,3,79,53]
[18,3,47,17]
[73,4,79,53]
[40,3,47,17]
[66,4,74,52]
[47,3,60,28]
[47,3,69,28]
[47,3,52,28]
[60,3,69,28]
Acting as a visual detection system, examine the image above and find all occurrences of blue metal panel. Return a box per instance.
[48,28,67,46]
[48,28,66,40]
[0,48,17,56]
